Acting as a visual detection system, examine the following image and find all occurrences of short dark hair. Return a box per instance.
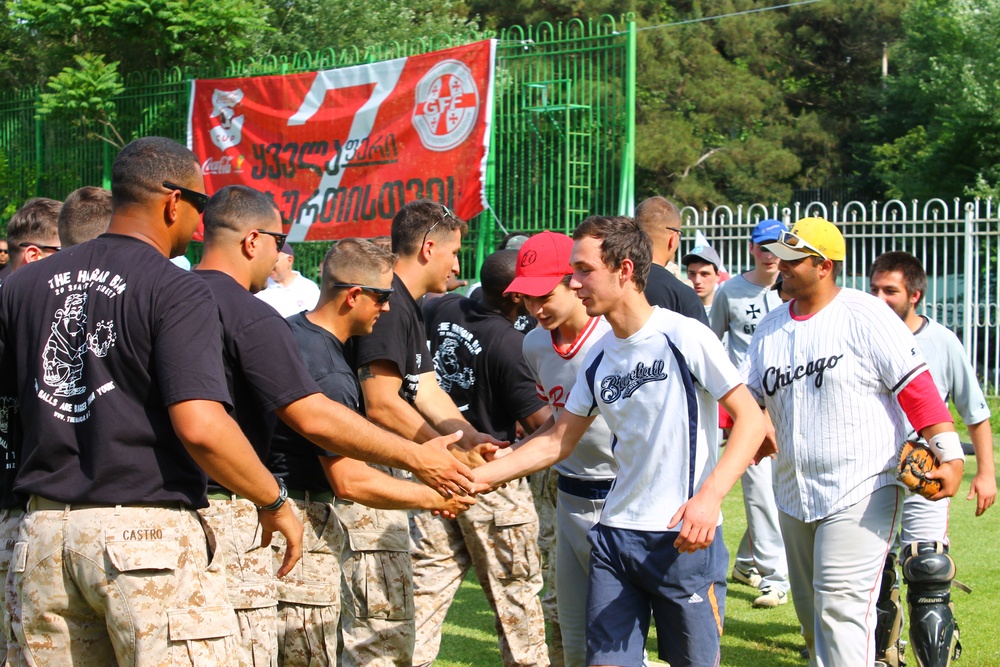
[7,198,62,249]
[111,136,200,208]
[202,185,279,241]
[809,256,844,281]
[58,187,112,247]
[391,199,467,257]
[480,249,518,304]
[870,251,927,304]
[572,215,652,291]
[321,237,395,294]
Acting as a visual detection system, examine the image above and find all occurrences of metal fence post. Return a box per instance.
[963,202,974,355]
[618,18,636,217]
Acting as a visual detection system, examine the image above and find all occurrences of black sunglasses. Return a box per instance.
[420,204,458,248]
[332,282,394,305]
[162,181,209,213]
[255,229,288,252]
[18,241,61,252]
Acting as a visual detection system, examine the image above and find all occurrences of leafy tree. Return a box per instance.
[37,54,126,148]
[7,0,274,83]
[260,0,481,57]
[868,0,1000,200]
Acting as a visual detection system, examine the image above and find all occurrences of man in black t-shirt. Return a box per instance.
[268,238,475,667]
[193,187,478,666]
[0,136,303,665]
[352,199,505,665]
[635,196,709,325]
[415,249,551,667]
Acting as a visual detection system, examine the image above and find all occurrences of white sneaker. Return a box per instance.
[753,588,788,608]
[731,565,763,588]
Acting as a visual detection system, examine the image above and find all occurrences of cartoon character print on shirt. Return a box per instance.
[37,268,126,423]
[433,337,474,392]
[42,293,116,397]
[432,321,480,395]
[599,360,667,403]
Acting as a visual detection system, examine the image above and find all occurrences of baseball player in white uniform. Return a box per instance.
[869,250,995,667]
[505,231,617,667]
[475,215,768,667]
[741,217,966,667]
[709,218,791,607]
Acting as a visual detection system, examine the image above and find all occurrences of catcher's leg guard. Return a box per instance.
[902,542,957,667]
[875,553,904,667]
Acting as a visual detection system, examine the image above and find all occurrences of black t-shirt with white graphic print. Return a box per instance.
[352,273,432,404]
[268,312,351,491]
[423,294,545,442]
[0,234,233,508]
[195,271,320,491]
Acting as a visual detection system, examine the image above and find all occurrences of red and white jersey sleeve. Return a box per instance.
[522,317,617,480]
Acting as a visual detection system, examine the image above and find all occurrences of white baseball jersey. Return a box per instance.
[710,274,783,365]
[564,307,741,531]
[522,316,616,480]
[742,288,928,522]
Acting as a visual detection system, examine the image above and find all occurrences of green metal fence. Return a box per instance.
[0,16,635,280]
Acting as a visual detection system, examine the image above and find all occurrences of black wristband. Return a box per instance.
[257,476,287,512]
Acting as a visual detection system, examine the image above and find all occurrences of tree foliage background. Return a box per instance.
[0,0,994,207]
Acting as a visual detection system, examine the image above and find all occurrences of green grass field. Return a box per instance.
[435,406,1000,667]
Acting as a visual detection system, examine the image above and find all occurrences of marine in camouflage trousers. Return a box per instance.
[11,496,239,666]
[335,500,414,667]
[411,477,549,667]
[268,493,343,667]
[198,496,278,667]
[0,507,24,665]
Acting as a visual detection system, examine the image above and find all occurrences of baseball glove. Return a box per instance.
[897,441,942,499]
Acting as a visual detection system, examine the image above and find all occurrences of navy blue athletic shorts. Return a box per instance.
[585,523,728,667]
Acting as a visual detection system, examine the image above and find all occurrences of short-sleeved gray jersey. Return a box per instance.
[911,316,991,436]
[709,274,782,365]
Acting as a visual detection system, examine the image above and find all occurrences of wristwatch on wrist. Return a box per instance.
[257,476,287,512]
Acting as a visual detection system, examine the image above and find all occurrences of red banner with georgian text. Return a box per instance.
[187,40,495,241]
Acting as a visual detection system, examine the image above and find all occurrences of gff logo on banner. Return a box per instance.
[412,60,480,152]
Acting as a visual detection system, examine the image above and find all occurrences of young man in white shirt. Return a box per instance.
[474,215,767,667]
[505,230,617,667]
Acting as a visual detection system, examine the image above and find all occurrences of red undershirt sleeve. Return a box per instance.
[896,370,954,434]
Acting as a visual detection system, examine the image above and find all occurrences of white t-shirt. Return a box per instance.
[522,316,616,480]
[710,274,783,365]
[564,307,740,531]
[741,289,928,522]
[256,272,321,318]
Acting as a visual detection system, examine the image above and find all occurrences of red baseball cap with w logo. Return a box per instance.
[503,231,574,297]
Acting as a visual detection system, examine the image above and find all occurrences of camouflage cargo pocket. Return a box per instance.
[348,549,413,621]
[105,530,181,572]
[493,507,541,580]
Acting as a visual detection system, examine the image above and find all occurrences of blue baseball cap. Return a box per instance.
[751,219,787,245]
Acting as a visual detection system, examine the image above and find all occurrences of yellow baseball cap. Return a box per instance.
[765,217,846,262]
